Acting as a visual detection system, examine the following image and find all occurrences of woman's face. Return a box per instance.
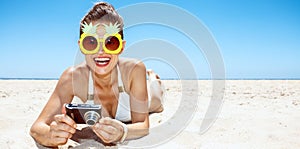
[82,22,125,75]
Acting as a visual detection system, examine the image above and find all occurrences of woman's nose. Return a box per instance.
[97,45,105,54]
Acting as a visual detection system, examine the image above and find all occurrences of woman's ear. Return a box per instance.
[78,40,80,46]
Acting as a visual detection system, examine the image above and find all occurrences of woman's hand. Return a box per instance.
[92,117,125,143]
[48,114,77,146]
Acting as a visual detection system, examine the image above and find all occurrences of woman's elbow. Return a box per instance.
[29,124,37,138]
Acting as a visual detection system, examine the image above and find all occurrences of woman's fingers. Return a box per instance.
[51,122,76,134]
[92,117,125,143]
[54,114,77,128]
[97,128,112,142]
[52,129,72,138]
[99,117,123,132]
[50,121,74,136]
[93,124,111,143]
[48,114,78,145]
[94,123,118,135]
[53,137,69,145]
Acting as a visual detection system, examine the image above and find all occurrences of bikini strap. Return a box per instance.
[117,65,125,93]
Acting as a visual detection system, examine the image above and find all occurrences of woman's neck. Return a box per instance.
[92,67,118,88]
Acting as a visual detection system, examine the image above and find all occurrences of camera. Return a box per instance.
[65,103,102,126]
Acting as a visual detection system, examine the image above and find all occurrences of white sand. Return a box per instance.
[0,80,299,148]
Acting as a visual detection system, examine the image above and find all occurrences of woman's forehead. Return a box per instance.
[96,25,106,36]
[93,21,112,36]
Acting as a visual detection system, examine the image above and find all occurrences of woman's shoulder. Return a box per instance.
[118,57,146,89]
[119,57,145,68]
[59,63,89,84]
[119,57,146,75]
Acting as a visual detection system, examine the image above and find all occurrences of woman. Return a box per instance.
[30,2,164,147]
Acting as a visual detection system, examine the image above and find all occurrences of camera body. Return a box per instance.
[65,103,101,126]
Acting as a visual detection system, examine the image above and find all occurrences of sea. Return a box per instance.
[0,78,299,80]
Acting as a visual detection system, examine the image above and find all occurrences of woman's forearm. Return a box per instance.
[125,121,149,141]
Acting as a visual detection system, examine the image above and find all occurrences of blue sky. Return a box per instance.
[0,0,299,79]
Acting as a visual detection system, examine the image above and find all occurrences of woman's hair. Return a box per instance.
[79,2,124,39]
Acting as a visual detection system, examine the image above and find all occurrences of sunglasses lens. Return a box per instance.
[105,36,120,51]
[82,36,98,51]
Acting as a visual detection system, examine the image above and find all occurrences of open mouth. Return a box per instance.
[94,57,111,67]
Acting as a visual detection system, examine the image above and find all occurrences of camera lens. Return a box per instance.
[84,111,100,126]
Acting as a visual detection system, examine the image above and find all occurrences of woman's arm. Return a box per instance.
[126,62,150,139]
[30,68,77,147]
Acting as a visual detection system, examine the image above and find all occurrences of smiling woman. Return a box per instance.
[29,2,164,147]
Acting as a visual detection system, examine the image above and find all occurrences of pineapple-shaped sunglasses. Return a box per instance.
[79,22,123,55]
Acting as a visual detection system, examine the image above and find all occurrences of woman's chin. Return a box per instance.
[87,59,117,75]
[94,64,114,76]
[93,67,108,75]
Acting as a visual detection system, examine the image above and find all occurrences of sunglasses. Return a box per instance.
[79,32,123,55]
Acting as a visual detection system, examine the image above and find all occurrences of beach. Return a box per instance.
[0,80,299,148]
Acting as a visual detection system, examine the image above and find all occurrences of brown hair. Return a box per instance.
[79,2,124,39]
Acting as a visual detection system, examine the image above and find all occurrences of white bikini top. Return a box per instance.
[73,66,132,122]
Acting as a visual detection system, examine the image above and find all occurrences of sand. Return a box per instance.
[0,80,299,148]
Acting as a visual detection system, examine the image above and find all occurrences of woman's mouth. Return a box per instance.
[94,57,111,67]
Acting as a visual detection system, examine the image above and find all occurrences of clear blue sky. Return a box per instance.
[0,0,299,79]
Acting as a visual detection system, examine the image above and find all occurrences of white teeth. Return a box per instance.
[94,57,110,61]
[97,62,108,65]
[94,57,111,65]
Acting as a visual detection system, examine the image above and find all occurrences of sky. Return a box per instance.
[0,0,299,79]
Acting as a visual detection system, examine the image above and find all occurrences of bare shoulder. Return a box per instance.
[57,63,89,92]
[60,63,86,80]
[118,58,146,90]
[118,57,146,77]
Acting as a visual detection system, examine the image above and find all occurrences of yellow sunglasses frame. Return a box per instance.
[79,33,123,55]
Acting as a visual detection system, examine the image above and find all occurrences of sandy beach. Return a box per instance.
[0,80,299,148]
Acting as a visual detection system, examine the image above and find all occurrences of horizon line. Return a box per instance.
[1,77,300,80]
